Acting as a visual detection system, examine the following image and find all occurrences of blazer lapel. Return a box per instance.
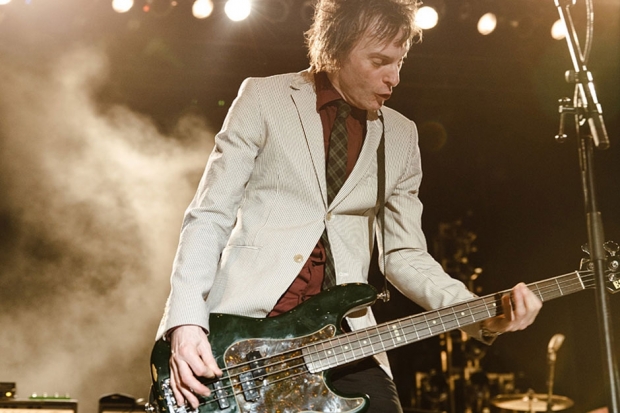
[289,71,384,210]
[289,71,328,206]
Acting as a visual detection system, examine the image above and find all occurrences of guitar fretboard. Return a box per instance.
[303,271,592,372]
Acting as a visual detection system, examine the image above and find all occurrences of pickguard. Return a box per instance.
[221,325,365,413]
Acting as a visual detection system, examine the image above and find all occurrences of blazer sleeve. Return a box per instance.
[156,77,265,339]
[377,118,489,342]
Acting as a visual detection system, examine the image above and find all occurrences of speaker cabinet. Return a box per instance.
[98,394,143,413]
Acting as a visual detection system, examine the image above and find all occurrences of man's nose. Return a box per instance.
[385,65,400,88]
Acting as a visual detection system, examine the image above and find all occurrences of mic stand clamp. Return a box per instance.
[555,97,578,143]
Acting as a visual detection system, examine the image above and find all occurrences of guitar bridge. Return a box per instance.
[160,377,231,412]
[160,380,198,413]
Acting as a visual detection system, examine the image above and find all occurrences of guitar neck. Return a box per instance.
[304,271,589,372]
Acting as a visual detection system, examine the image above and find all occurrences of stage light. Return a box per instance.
[112,0,134,13]
[225,0,251,22]
[0,0,11,5]
[416,6,439,30]
[192,0,213,19]
[477,12,497,35]
[551,18,567,40]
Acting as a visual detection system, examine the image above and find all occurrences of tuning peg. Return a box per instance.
[603,241,619,257]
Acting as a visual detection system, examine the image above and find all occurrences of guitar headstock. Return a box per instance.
[579,240,620,294]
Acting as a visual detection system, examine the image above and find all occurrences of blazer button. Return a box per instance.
[326,212,333,221]
[293,254,304,263]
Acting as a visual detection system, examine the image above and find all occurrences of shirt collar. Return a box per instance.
[315,71,343,111]
[314,71,367,120]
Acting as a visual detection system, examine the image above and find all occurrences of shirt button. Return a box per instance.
[326,212,333,221]
[293,254,304,263]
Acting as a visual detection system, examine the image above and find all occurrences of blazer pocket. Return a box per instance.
[219,245,260,276]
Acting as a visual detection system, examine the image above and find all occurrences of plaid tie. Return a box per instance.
[321,100,351,289]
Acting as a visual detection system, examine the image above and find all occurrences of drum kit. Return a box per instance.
[491,390,574,413]
[489,334,574,413]
[414,339,575,413]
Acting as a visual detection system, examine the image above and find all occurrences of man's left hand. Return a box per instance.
[482,282,542,335]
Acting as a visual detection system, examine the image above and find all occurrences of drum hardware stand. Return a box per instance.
[554,1,619,412]
[432,220,494,413]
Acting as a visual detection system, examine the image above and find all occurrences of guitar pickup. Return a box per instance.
[239,372,259,402]
[238,350,265,402]
[246,350,267,380]
[212,380,230,410]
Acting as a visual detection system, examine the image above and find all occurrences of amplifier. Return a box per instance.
[0,384,15,400]
[99,394,143,413]
[0,400,77,413]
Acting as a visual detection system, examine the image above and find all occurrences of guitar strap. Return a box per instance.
[377,114,390,302]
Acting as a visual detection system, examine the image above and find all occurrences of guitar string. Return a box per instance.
[192,272,593,408]
[189,271,593,409]
[247,271,591,374]
[193,273,592,410]
[199,272,593,407]
[215,271,590,377]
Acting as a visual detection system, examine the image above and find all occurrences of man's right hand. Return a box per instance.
[169,325,223,409]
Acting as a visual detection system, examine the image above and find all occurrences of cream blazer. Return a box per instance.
[157,70,480,371]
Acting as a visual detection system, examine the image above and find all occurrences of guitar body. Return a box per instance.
[150,283,378,413]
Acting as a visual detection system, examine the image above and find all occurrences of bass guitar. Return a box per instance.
[148,249,619,413]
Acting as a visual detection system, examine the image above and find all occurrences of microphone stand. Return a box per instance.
[546,335,565,413]
[554,1,619,412]
[546,351,557,413]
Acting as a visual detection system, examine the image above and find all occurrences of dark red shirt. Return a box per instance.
[268,72,366,316]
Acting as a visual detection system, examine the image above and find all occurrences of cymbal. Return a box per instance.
[491,393,574,412]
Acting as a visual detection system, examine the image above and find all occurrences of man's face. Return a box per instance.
[328,29,408,111]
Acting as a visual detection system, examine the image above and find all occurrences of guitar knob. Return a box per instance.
[603,241,619,256]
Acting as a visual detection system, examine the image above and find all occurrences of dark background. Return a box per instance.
[0,0,619,412]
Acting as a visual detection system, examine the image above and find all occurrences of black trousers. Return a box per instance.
[330,358,403,413]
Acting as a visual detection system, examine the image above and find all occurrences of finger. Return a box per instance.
[170,357,203,408]
[510,283,541,330]
[174,364,202,409]
[198,342,223,378]
[182,387,200,410]
[170,352,211,408]
[501,293,513,323]
[511,284,527,321]
[176,356,213,397]
[520,286,543,325]
[169,361,186,408]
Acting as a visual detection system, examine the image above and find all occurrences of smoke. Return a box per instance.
[0,46,214,412]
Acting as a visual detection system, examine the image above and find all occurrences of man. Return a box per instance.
[156,0,543,412]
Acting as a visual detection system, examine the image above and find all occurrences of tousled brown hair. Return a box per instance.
[305,0,421,73]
